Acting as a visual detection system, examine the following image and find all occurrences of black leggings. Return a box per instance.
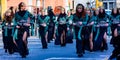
[48,23,55,42]
[74,26,84,54]
[16,29,29,56]
[39,26,47,48]
[2,29,15,53]
[58,24,67,45]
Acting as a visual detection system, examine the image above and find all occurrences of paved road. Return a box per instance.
[0,36,115,60]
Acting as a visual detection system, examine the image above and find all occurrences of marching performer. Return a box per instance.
[85,8,95,52]
[37,9,50,49]
[73,4,88,57]
[97,8,109,51]
[14,2,33,58]
[93,9,100,51]
[47,6,56,43]
[66,10,73,43]
[57,8,67,47]
[109,8,120,59]
[2,9,15,54]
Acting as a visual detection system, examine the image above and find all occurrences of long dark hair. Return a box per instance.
[4,10,14,23]
[9,6,14,18]
[93,11,97,16]
[111,8,119,17]
[18,2,25,11]
[93,9,99,16]
[57,8,66,21]
[98,8,106,18]
[48,9,55,19]
[86,8,92,17]
[58,8,66,17]
[76,4,86,18]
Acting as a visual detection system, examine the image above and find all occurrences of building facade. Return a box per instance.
[0,0,74,17]
[102,0,116,10]
[73,0,96,9]
[7,0,73,12]
[116,0,120,8]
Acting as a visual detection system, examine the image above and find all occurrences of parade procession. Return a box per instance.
[0,0,120,60]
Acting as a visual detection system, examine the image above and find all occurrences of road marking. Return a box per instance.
[45,57,107,60]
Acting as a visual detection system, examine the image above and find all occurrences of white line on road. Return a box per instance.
[45,57,108,60]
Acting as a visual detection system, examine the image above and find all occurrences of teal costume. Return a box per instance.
[73,13,88,55]
[1,19,15,54]
[56,13,67,46]
[109,15,120,44]
[37,15,50,49]
[14,10,33,57]
[109,14,120,60]
[14,11,33,39]
[84,15,96,51]
[47,16,56,43]
[94,14,109,51]
[66,15,74,43]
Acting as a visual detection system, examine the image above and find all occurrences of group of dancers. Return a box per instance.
[1,2,120,59]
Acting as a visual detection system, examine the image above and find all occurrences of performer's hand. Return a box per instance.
[6,23,8,25]
[78,22,82,25]
[90,22,94,25]
[25,23,30,26]
[67,28,69,30]
[105,23,108,26]
[73,23,76,26]
[0,22,2,24]
[96,25,99,27]
[37,27,39,30]
[118,24,120,26]
[16,26,20,28]
[41,23,46,27]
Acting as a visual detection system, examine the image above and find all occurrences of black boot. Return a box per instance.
[8,49,14,54]
[109,55,116,60]
[5,49,7,53]
[104,43,108,50]
[25,49,29,55]
[42,46,48,49]
[90,49,93,52]
[78,53,83,57]
[21,55,26,58]
[61,43,66,47]
[100,46,104,52]
[117,54,120,60]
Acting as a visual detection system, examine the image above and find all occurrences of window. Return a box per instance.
[109,2,114,9]
[28,0,32,5]
[102,0,115,1]
[103,0,116,10]
[103,3,107,9]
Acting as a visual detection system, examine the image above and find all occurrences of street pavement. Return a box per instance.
[0,35,116,60]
